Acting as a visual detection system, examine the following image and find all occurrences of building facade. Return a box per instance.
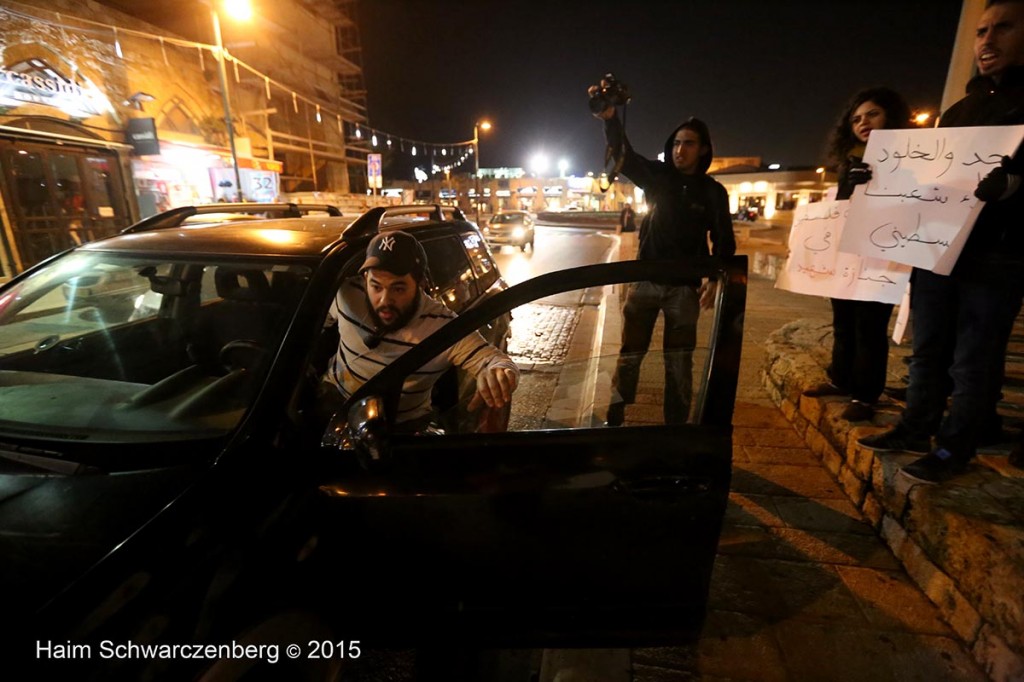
[0,0,368,279]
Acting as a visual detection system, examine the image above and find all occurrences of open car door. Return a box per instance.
[310,257,747,648]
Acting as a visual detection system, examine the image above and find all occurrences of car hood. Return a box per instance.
[0,464,198,617]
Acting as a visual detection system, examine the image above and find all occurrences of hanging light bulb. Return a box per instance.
[412,145,417,156]
[371,134,378,147]
[355,125,362,139]
[315,105,321,123]
[387,138,392,148]
[441,148,447,156]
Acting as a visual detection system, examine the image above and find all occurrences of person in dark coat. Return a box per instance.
[803,87,911,423]
[860,0,1024,483]
[590,92,735,426]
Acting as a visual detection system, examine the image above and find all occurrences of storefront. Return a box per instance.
[132,142,283,217]
[0,53,135,276]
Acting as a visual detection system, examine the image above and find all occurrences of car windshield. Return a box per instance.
[490,214,524,224]
[0,251,312,443]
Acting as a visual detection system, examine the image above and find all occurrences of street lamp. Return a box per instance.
[209,0,250,201]
[473,120,491,224]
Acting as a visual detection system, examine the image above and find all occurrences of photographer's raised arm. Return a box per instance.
[596,110,660,191]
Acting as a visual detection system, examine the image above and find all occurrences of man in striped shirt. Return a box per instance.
[321,231,519,429]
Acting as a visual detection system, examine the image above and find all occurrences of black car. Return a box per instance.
[0,202,746,679]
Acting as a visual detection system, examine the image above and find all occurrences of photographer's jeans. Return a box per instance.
[903,268,1024,458]
[611,282,699,425]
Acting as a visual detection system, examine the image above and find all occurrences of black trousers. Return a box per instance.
[827,298,894,403]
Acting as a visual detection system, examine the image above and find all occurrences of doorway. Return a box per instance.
[0,139,130,270]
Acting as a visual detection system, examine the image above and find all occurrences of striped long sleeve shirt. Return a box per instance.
[323,277,518,423]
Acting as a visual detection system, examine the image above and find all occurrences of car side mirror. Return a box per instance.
[320,396,390,469]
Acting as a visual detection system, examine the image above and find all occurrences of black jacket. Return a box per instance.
[939,66,1024,283]
[603,116,736,271]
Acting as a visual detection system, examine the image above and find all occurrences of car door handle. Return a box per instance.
[613,475,713,501]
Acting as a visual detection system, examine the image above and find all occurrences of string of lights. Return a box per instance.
[2,0,478,175]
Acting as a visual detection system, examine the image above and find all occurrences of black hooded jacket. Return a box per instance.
[939,65,1024,284]
[603,115,735,269]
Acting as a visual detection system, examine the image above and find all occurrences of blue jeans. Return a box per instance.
[902,268,1024,457]
[611,282,700,424]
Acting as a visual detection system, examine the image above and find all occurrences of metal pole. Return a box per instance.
[211,9,244,200]
[473,123,480,225]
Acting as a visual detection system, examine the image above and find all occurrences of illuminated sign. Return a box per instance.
[367,153,382,189]
[127,118,160,155]
[0,58,111,119]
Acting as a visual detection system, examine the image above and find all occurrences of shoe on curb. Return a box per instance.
[803,383,849,398]
[858,426,930,455]
[841,400,874,422]
[899,448,969,484]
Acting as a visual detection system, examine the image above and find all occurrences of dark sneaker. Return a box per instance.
[841,400,874,422]
[803,383,850,398]
[858,426,930,455]
[900,448,969,484]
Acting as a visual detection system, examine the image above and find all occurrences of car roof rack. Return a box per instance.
[121,202,343,234]
[342,204,467,242]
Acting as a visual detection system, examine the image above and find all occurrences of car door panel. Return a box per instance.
[312,257,746,646]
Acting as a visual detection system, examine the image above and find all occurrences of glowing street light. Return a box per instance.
[531,153,549,176]
[472,119,492,223]
[913,112,932,126]
[558,158,569,177]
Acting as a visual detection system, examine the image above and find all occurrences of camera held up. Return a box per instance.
[588,73,631,114]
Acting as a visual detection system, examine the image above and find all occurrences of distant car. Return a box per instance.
[483,210,535,252]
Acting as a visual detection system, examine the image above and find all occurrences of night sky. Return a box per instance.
[358,0,965,178]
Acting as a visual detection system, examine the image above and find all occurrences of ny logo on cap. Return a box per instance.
[378,235,396,252]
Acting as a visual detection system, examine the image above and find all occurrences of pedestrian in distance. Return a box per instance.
[588,75,736,426]
[619,203,638,233]
[859,0,1024,484]
[803,87,912,423]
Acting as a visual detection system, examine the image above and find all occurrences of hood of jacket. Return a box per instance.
[663,117,714,175]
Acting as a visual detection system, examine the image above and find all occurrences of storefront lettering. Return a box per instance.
[0,64,107,117]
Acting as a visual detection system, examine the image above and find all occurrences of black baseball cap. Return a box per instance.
[359,231,427,278]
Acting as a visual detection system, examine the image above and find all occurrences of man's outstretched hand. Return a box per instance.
[468,366,518,411]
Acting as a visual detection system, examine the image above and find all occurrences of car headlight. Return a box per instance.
[512,227,525,239]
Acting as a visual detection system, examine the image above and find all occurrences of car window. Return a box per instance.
[461,231,498,291]
[433,280,718,433]
[0,252,312,442]
[420,235,479,312]
[341,259,745,436]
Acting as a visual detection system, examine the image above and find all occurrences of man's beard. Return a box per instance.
[367,290,419,333]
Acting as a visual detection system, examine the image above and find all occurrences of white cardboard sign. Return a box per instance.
[838,125,1024,274]
[776,199,911,304]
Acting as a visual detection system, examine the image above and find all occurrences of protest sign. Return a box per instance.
[838,125,1024,274]
[776,199,910,304]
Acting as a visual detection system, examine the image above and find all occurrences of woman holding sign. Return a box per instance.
[803,87,912,422]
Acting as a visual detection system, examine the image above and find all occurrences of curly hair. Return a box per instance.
[826,87,912,167]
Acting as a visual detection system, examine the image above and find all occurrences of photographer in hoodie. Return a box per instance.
[589,77,735,426]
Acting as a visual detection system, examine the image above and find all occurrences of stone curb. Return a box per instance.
[762,319,1024,682]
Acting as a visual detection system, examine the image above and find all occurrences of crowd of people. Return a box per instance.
[590,0,1024,484]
